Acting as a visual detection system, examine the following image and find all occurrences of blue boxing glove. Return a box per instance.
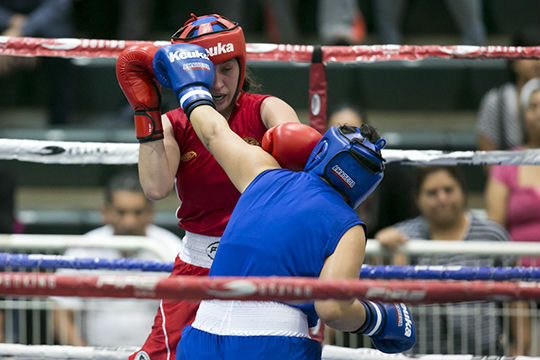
[153,44,215,117]
[354,301,416,353]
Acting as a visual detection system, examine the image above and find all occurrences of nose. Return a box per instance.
[435,189,449,202]
[121,212,139,231]
[211,72,223,91]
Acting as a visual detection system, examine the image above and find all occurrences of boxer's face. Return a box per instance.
[102,190,153,236]
[416,170,466,228]
[211,58,240,116]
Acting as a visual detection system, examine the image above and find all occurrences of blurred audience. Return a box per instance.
[327,104,417,238]
[485,77,540,267]
[373,0,486,45]
[477,29,540,152]
[484,78,538,356]
[0,0,75,125]
[0,167,15,342]
[375,166,513,354]
[53,171,183,347]
[117,0,154,40]
[0,168,16,234]
[317,0,366,45]
[210,0,365,45]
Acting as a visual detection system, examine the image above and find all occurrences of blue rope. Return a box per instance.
[361,265,540,281]
[0,253,538,280]
[0,253,173,272]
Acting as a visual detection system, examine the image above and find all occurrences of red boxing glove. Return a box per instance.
[116,45,163,143]
[262,123,322,171]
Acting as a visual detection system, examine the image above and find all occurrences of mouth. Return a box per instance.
[212,94,226,102]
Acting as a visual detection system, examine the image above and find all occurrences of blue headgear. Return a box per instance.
[304,126,386,209]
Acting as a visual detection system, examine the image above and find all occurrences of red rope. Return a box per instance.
[0,273,538,303]
[1,37,539,61]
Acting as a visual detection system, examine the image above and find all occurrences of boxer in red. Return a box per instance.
[116,13,307,360]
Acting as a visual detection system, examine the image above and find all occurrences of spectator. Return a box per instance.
[218,0,366,45]
[53,171,183,347]
[326,104,417,239]
[117,0,154,41]
[484,78,539,356]
[373,0,486,45]
[375,166,513,354]
[0,0,75,125]
[317,0,366,45]
[0,168,16,234]
[0,168,15,343]
[485,77,540,267]
[477,29,540,152]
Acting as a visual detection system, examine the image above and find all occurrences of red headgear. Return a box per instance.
[171,14,247,95]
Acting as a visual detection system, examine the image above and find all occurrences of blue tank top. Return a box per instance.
[209,169,365,326]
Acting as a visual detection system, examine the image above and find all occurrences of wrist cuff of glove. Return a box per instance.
[135,109,164,143]
[177,86,215,119]
[185,99,216,120]
[352,301,383,336]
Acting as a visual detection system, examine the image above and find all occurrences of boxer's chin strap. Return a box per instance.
[309,45,327,134]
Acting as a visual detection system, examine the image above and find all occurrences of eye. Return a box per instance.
[115,209,127,216]
[425,189,437,197]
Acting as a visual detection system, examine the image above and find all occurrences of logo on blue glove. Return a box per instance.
[182,62,212,72]
[167,49,209,63]
[396,303,413,337]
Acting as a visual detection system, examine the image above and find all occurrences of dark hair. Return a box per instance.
[507,28,540,83]
[327,103,369,126]
[104,171,146,204]
[358,123,380,144]
[242,66,262,93]
[338,124,380,144]
[413,166,468,201]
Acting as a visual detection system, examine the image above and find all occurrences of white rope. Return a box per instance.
[322,345,539,359]
[0,344,536,360]
[0,234,538,258]
[1,139,539,165]
[383,148,540,166]
[365,239,540,257]
[0,139,138,164]
[0,344,135,359]
[0,234,172,261]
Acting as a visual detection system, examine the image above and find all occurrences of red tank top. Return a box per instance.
[167,92,271,236]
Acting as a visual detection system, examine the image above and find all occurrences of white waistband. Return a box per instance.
[179,231,221,269]
[192,300,310,338]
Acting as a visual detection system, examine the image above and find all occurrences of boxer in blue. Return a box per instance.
[151,43,417,359]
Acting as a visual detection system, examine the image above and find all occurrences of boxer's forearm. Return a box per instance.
[190,105,234,153]
[189,104,278,193]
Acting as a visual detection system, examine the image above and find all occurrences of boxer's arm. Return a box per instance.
[260,96,301,129]
[138,114,180,200]
[315,224,416,353]
[314,225,367,331]
[190,106,280,193]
